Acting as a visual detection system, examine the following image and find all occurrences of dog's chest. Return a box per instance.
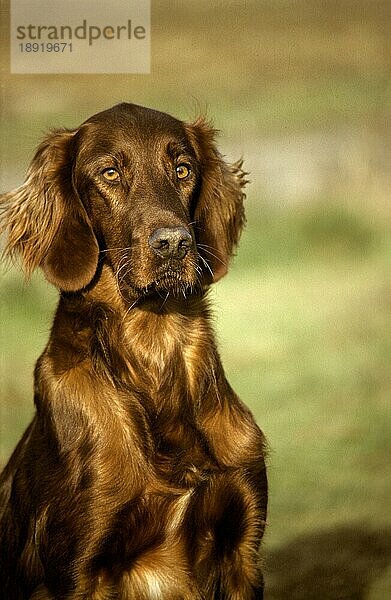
[124,307,212,398]
[91,308,222,592]
[94,485,197,597]
[152,416,217,487]
[94,416,215,596]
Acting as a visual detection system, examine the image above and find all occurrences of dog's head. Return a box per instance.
[1,103,247,299]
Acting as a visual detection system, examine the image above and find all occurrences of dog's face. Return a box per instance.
[73,104,201,298]
[1,103,247,299]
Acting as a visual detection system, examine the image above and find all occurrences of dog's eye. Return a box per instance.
[176,164,191,180]
[102,168,120,182]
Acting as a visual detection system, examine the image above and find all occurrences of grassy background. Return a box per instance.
[1,0,390,592]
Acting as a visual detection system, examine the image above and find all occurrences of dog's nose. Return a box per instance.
[148,226,193,259]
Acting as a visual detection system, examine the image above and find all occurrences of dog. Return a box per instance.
[0,103,268,599]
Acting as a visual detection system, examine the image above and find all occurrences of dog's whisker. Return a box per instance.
[198,244,226,266]
[123,296,140,318]
[159,290,170,310]
[116,256,131,281]
[199,254,215,279]
[100,246,133,254]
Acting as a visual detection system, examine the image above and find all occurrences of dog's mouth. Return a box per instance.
[120,261,201,302]
[146,265,200,297]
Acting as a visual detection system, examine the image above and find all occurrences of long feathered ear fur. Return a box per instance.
[0,129,99,291]
[185,117,247,283]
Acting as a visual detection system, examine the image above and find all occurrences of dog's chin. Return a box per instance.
[123,268,200,302]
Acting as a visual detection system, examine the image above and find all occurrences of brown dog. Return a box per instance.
[0,103,267,599]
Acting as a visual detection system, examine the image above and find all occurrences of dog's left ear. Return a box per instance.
[0,129,99,291]
[185,118,247,283]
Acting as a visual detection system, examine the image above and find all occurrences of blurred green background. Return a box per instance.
[1,0,391,593]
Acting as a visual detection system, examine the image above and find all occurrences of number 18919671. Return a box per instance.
[19,43,73,53]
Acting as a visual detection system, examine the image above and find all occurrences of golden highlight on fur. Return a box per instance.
[0,103,267,599]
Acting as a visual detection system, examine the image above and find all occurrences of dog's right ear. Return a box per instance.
[0,129,99,291]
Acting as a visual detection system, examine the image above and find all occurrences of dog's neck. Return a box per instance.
[53,263,219,404]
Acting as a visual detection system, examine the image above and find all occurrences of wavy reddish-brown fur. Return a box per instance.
[0,103,267,599]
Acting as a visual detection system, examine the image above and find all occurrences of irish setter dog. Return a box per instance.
[0,103,268,599]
